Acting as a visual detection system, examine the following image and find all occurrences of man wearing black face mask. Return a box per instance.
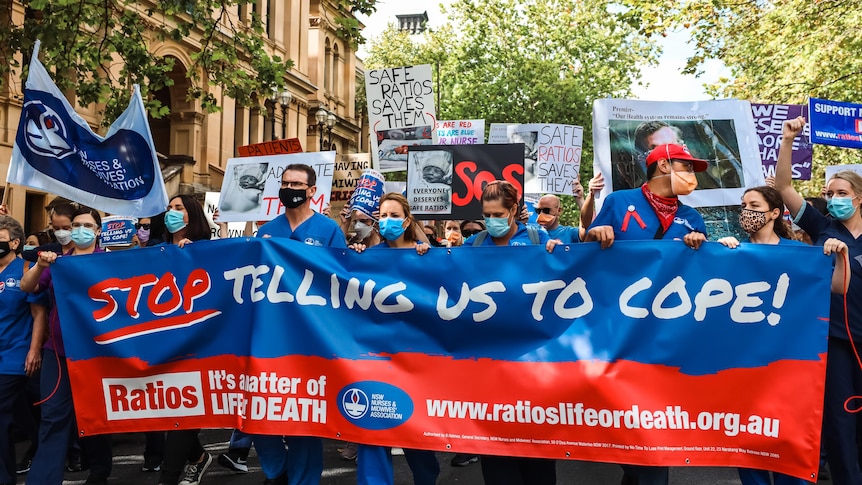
[256,163,347,248]
[252,163,346,484]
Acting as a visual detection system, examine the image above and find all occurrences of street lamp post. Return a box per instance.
[325,112,337,152]
[279,89,292,140]
[269,88,278,141]
[315,107,328,151]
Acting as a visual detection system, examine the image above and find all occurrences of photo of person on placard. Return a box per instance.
[610,119,744,192]
[220,162,268,213]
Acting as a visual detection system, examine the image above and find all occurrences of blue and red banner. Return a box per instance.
[809,97,862,149]
[52,240,830,480]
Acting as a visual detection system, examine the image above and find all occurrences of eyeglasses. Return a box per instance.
[135,223,151,230]
[71,222,98,229]
[281,181,309,189]
[535,207,555,215]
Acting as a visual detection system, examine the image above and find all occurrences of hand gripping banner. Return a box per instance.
[51,239,831,480]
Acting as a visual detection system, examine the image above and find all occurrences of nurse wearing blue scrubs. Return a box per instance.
[0,215,47,485]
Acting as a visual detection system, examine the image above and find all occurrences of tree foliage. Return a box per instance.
[364,0,662,225]
[675,0,862,195]
[0,0,377,123]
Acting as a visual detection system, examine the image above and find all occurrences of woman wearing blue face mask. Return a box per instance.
[20,206,114,485]
[776,117,862,485]
[147,194,214,485]
[348,193,436,485]
[461,180,560,485]
[157,195,211,248]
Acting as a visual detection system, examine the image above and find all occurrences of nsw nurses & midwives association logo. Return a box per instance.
[22,100,75,159]
[337,381,413,430]
[341,388,369,419]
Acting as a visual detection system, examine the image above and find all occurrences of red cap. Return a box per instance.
[645,143,708,172]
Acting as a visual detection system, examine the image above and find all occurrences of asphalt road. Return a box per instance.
[15,429,831,484]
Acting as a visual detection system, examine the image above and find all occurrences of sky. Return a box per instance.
[356,0,729,102]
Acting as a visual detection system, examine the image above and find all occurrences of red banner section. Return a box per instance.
[69,352,824,480]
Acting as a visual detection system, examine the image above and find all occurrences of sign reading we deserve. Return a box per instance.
[750,104,812,180]
[216,152,334,222]
[365,65,438,173]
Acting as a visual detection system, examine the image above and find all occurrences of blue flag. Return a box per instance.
[7,40,169,216]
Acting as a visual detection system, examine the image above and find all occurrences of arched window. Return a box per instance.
[324,37,331,93]
[332,43,340,101]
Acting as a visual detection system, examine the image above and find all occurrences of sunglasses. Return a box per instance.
[462,229,480,237]
[535,207,555,214]
[135,223,151,230]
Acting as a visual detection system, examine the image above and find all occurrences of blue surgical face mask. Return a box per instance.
[71,227,96,248]
[23,245,36,252]
[164,209,188,234]
[827,197,857,221]
[484,216,512,238]
[378,218,406,241]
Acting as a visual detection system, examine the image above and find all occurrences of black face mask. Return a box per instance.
[0,241,11,257]
[279,187,308,209]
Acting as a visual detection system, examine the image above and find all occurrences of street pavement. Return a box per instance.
[16,429,828,484]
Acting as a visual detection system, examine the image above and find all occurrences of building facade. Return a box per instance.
[0,0,367,232]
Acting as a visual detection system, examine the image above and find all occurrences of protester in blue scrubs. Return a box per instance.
[253,163,347,485]
[587,143,708,485]
[0,215,47,485]
[143,194,214,485]
[20,205,113,485]
[776,117,862,485]
[719,185,846,485]
[464,180,561,485]
[349,192,438,485]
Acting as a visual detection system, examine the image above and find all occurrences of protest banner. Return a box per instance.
[54,240,829,480]
[7,41,169,217]
[365,65,438,172]
[216,152,335,222]
[436,120,485,145]
[750,104,812,180]
[809,97,862,149]
[237,138,303,157]
[99,216,137,247]
[204,192,252,239]
[330,153,373,220]
[407,144,524,219]
[489,123,584,195]
[592,99,766,240]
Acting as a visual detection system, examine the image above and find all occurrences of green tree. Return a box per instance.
[677,0,862,196]
[364,0,661,225]
[0,0,377,123]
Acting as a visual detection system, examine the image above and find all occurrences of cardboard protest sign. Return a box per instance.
[365,65,438,172]
[216,152,334,222]
[330,153,373,221]
[750,104,812,180]
[436,120,485,145]
[407,144,524,220]
[489,123,584,195]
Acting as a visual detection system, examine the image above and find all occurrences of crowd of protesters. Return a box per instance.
[0,117,859,485]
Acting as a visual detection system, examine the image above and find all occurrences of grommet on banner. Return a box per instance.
[445,444,451,449]
[80,430,85,436]
[564,245,570,251]
[565,451,571,458]
[336,432,341,438]
[685,458,691,464]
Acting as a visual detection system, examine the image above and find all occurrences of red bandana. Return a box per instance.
[641,183,678,232]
